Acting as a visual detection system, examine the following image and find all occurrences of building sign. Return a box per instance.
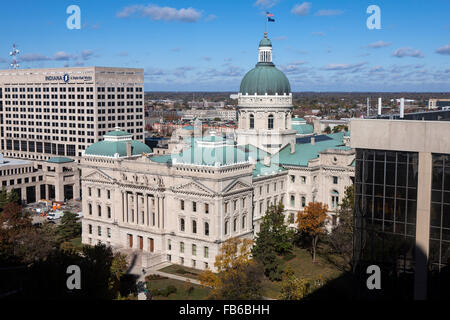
[45,74,92,82]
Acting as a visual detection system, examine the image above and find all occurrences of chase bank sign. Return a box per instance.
[45,74,92,83]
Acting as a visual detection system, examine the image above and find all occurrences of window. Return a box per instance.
[88,203,92,215]
[233,200,237,211]
[98,205,102,217]
[180,200,185,210]
[242,198,245,208]
[107,206,111,218]
[301,196,306,208]
[88,224,92,234]
[333,176,338,184]
[204,247,209,258]
[88,187,91,196]
[107,228,111,238]
[290,175,295,183]
[97,226,101,236]
[205,222,209,236]
[192,220,197,234]
[192,244,197,256]
[268,114,274,130]
[225,221,229,235]
[193,202,197,212]
[107,190,111,199]
[205,203,209,214]
[249,114,255,129]
[168,239,172,251]
[180,242,185,253]
[233,218,237,232]
[331,190,339,209]
[225,202,228,213]
[290,195,295,207]
[242,215,246,229]
[97,189,101,197]
[180,218,185,232]
[301,176,306,184]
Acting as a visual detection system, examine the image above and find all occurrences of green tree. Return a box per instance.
[324,126,332,134]
[327,185,354,271]
[0,188,20,210]
[252,204,294,281]
[57,211,81,243]
[199,238,264,300]
[109,252,129,295]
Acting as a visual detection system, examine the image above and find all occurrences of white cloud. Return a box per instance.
[436,44,450,55]
[205,14,217,22]
[291,2,312,16]
[314,9,344,16]
[19,53,52,62]
[323,61,367,71]
[117,4,203,23]
[368,40,392,49]
[392,47,424,58]
[81,50,94,60]
[53,51,76,61]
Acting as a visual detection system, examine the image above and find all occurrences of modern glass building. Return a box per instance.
[351,119,450,300]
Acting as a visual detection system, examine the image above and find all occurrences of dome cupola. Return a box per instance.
[239,32,291,96]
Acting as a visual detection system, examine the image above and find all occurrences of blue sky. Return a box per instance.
[0,0,449,91]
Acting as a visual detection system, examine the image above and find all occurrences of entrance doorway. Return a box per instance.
[127,234,133,248]
[139,236,143,250]
[149,238,154,252]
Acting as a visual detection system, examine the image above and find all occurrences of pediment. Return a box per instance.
[83,169,115,183]
[172,180,215,196]
[222,179,252,194]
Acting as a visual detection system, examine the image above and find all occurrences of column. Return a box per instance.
[134,192,138,224]
[144,194,148,226]
[36,185,41,202]
[126,192,129,223]
[414,152,432,300]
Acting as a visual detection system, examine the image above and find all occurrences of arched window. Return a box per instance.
[268,114,274,130]
[331,190,339,209]
[204,222,209,236]
[225,221,229,235]
[242,215,246,229]
[249,114,255,129]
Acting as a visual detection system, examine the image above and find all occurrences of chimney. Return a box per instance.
[264,156,271,167]
[290,142,295,154]
[400,98,405,119]
[311,137,315,145]
[378,97,382,116]
[126,142,132,157]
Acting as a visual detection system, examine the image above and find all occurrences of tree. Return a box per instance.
[327,185,354,271]
[199,238,264,300]
[57,211,81,243]
[0,188,20,211]
[296,202,329,263]
[109,252,129,295]
[279,266,312,300]
[252,204,294,280]
[324,126,332,134]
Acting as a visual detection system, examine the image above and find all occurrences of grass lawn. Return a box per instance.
[261,246,344,299]
[146,277,210,300]
[158,265,203,280]
[69,237,83,250]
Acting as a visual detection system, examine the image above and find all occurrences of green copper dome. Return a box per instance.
[240,63,291,95]
[259,38,272,47]
[85,140,151,157]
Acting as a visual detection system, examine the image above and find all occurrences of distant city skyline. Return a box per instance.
[1,0,449,92]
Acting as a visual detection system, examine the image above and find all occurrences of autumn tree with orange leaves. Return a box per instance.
[199,237,264,300]
[296,202,329,263]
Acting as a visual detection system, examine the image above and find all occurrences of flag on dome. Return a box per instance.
[266,12,275,22]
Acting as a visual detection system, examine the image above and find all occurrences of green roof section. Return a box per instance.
[273,135,346,167]
[149,154,174,164]
[173,145,249,167]
[47,157,75,164]
[104,130,132,137]
[85,140,152,157]
[237,144,269,162]
[240,64,291,95]
[253,162,286,178]
[292,124,314,135]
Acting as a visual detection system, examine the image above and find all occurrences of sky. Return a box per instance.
[0,0,449,92]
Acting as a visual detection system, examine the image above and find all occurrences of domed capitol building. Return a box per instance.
[80,33,355,270]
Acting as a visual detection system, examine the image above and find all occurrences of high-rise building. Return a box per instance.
[0,67,145,161]
[0,67,145,203]
[351,118,450,300]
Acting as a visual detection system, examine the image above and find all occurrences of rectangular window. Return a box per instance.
[180,200,185,210]
[193,202,197,212]
[204,247,209,258]
[98,226,101,236]
[333,176,338,184]
[107,228,111,238]
[205,203,209,214]
[192,244,197,256]
[180,242,184,253]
